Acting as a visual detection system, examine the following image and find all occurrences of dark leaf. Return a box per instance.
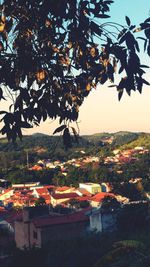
[144,17,150,23]
[96,14,110,19]
[0,88,6,101]
[118,28,127,39]
[108,85,117,88]
[142,79,150,86]
[147,43,150,56]
[53,125,67,134]
[90,21,102,36]
[134,41,140,52]
[129,25,136,31]
[140,65,149,68]
[0,111,7,115]
[144,39,148,52]
[125,16,131,26]
[20,122,33,128]
[118,90,124,101]
[119,34,126,45]
[140,22,150,30]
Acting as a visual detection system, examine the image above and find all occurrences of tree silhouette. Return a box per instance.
[0,0,150,145]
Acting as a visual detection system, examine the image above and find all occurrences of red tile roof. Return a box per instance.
[76,196,90,202]
[33,207,91,228]
[76,188,92,197]
[35,188,50,195]
[30,165,43,171]
[51,193,79,200]
[56,186,71,192]
[90,192,115,203]
[0,188,13,197]
[43,185,55,189]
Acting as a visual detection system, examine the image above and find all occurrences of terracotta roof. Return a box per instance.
[51,193,79,200]
[33,207,91,228]
[0,188,13,197]
[35,188,50,195]
[90,192,115,203]
[31,165,43,171]
[56,186,71,192]
[76,188,92,197]
[44,185,55,189]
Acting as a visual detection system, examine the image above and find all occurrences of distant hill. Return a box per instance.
[31,133,50,137]
[0,134,91,153]
[120,133,150,150]
[0,131,150,153]
[83,131,140,147]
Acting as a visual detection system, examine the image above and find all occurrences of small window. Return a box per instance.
[33,231,37,239]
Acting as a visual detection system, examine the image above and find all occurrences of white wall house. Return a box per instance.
[79,183,101,195]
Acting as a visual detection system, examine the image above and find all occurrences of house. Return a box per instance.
[88,207,118,233]
[90,192,115,207]
[12,182,40,190]
[101,183,112,193]
[5,190,36,207]
[30,165,43,171]
[55,186,75,194]
[79,183,101,195]
[50,192,79,206]
[15,206,90,249]
[75,188,92,197]
[0,188,14,201]
[33,188,51,204]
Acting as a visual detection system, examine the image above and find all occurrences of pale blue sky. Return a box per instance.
[1,0,150,136]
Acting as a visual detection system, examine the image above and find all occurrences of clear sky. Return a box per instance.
[1,0,150,136]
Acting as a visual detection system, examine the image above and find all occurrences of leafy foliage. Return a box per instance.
[35,196,46,206]
[0,1,149,143]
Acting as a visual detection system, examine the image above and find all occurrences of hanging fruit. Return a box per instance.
[90,47,96,57]
[0,15,6,32]
[36,70,46,82]
[86,83,91,91]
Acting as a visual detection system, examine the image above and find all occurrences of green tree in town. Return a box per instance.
[35,196,46,206]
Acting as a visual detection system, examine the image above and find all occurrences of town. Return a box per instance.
[0,133,150,266]
[0,143,149,241]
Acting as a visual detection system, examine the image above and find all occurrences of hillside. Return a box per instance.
[0,131,147,152]
[84,131,140,147]
[120,133,150,150]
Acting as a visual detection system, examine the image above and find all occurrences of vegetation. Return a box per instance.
[2,224,150,267]
[0,131,150,195]
[0,1,150,145]
[35,196,46,206]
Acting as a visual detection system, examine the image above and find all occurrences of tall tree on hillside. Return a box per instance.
[0,1,150,146]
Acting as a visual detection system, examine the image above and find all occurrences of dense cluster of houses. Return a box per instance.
[0,181,132,249]
[104,146,149,165]
[0,146,149,251]
[30,155,100,173]
[29,147,149,176]
[0,182,116,208]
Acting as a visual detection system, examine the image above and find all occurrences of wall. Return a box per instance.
[90,213,102,232]
[40,221,89,246]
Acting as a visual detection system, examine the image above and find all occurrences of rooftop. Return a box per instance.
[33,207,91,228]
